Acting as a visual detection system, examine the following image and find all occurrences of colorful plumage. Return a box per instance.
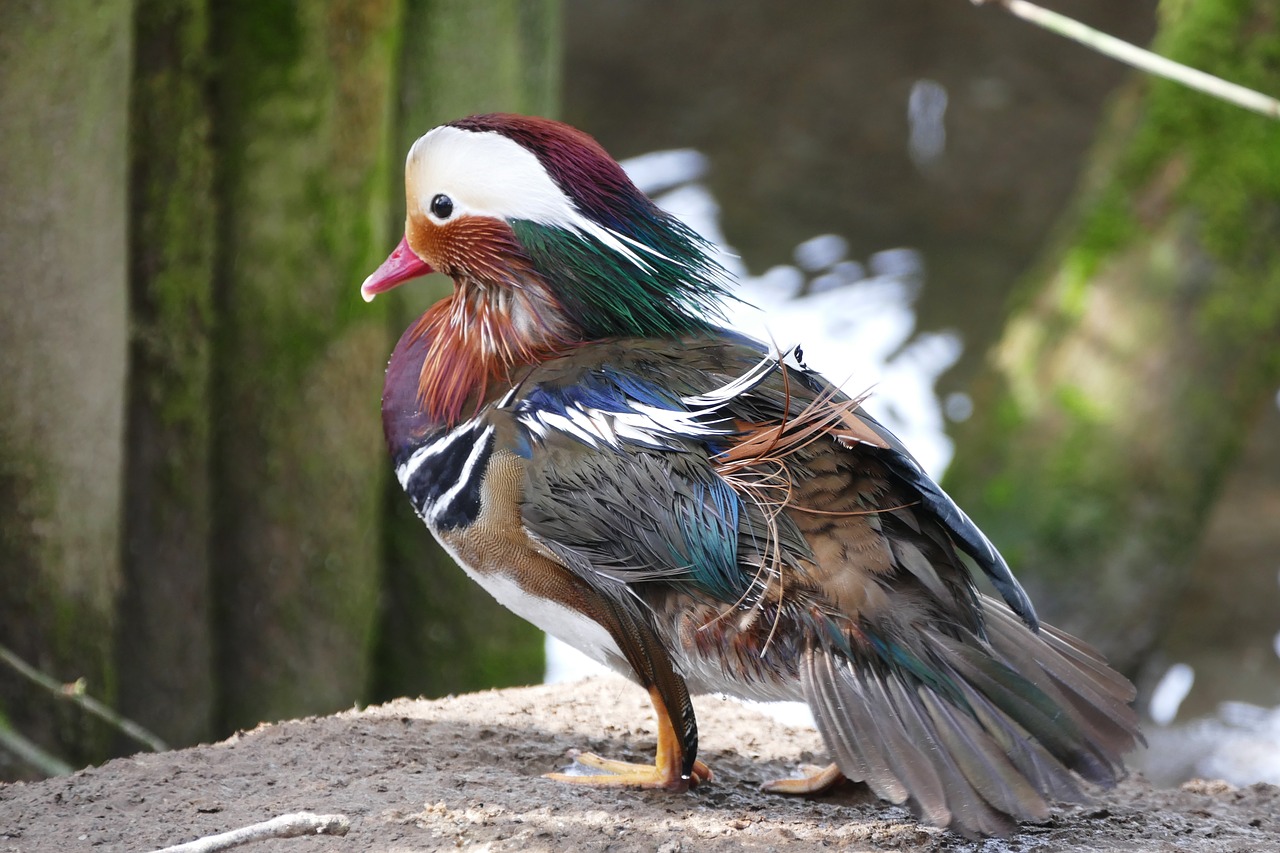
[362,113,1142,838]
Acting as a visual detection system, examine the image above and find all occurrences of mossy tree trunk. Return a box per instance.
[209,0,401,731]
[0,0,134,774]
[373,0,560,702]
[944,0,1280,671]
[117,0,217,750]
[0,0,565,775]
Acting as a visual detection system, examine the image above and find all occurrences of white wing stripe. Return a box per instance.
[679,351,782,410]
[508,356,786,451]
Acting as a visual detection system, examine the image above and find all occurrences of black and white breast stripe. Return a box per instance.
[396,421,496,531]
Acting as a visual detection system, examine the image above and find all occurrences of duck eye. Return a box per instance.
[430,193,454,220]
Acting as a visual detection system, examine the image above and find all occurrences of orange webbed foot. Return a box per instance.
[762,762,846,795]
[545,750,713,791]
[545,685,710,791]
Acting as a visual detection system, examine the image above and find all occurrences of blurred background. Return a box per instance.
[2,0,1278,788]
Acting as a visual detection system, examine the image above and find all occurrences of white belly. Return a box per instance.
[436,535,634,680]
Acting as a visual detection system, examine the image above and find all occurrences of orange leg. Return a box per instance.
[762,762,846,795]
[545,686,713,791]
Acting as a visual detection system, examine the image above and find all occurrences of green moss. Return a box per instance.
[1050,0,1280,341]
[217,0,304,98]
[1053,384,1106,424]
[1147,3,1280,410]
[209,0,403,729]
[1070,191,1138,281]
[1127,3,1280,250]
[131,0,216,498]
[213,0,402,393]
[1,0,132,765]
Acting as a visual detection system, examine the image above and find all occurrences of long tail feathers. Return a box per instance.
[800,599,1142,838]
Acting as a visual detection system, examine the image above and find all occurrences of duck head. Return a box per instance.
[363,113,730,428]
[362,114,730,334]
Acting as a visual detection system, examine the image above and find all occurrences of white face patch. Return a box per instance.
[406,125,668,270]
[409,126,570,225]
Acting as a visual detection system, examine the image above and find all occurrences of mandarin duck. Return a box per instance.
[361,114,1141,837]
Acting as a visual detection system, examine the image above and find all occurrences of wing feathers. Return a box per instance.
[984,602,1143,760]
[801,606,1140,838]
[864,668,950,823]
[804,648,910,803]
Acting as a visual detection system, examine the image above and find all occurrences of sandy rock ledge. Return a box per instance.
[2,676,1277,852]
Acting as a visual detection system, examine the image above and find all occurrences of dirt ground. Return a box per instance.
[2,675,1278,852]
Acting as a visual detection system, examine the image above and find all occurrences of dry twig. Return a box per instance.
[0,643,168,754]
[0,717,74,777]
[973,0,1280,120]
[151,813,351,853]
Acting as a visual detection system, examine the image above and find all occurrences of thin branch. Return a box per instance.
[151,813,351,853]
[0,715,75,777]
[0,643,169,753]
[974,0,1280,120]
